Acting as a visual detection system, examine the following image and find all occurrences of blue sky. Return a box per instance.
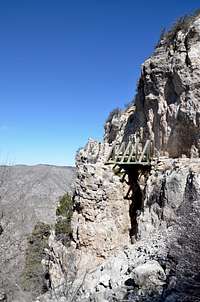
[0,0,199,166]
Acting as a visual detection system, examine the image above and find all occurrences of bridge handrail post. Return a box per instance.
[139,140,150,162]
[114,141,125,163]
[120,141,131,163]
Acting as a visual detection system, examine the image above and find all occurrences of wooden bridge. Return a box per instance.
[105,139,154,168]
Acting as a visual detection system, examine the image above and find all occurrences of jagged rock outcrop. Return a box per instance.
[106,14,200,158]
[71,140,130,265]
[40,159,200,302]
[38,12,200,302]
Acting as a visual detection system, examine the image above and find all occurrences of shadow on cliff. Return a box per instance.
[122,166,150,241]
[122,109,147,143]
[126,168,143,240]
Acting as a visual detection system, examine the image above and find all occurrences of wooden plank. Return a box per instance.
[114,141,125,163]
[117,162,151,166]
[120,141,131,163]
[139,140,150,162]
[135,140,138,161]
[105,161,115,165]
[115,156,130,160]
[127,143,136,163]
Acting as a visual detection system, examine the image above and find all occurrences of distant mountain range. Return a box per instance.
[0,164,76,301]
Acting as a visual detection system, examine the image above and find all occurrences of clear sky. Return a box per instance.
[0,0,199,166]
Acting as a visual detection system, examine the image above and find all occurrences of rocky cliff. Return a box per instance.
[38,12,200,302]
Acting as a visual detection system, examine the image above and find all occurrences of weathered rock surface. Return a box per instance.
[41,159,200,302]
[105,15,200,159]
[39,12,200,302]
[71,141,130,265]
[0,165,75,302]
[132,260,166,289]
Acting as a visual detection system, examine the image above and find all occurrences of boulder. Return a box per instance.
[132,260,166,289]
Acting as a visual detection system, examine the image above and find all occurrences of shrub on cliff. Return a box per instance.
[156,9,200,47]
[20,222,50,298]
[55,193,73,245]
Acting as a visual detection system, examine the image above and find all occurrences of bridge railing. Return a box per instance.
[105,139,154,165]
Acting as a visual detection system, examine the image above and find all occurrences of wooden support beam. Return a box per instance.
[139,140,150,162]
[135,140,138,161]
[106,138,154,166]
[120,141,131,163]
[127,144,135,163]
[114,142,125,163]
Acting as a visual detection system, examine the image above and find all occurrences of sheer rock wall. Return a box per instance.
[105,18,200,158]
[72,15,200,261]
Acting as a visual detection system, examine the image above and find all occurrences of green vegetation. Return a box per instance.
[156,9,200,47]
[20,222,50,297]
[56,192,73,217]
[20,194,73,297]
[164,16,191,43]
[55,217,71,237]
[20,194,74,296]
[55,193,73,245]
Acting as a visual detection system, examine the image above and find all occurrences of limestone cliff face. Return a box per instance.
[71,140,130,264]
[105,16,200,158]
[71,14,200,264]
[38,13,200,302]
